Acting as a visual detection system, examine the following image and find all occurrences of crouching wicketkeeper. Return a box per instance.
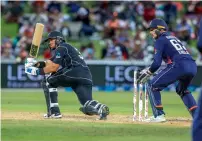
[24,31,109,120]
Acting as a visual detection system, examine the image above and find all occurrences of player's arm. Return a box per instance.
[136,40,164,83]
[42,60,60,73]
[148,40,164,73]
[25,47,65,75]
[42,47,66,73]
[25,60,60,75]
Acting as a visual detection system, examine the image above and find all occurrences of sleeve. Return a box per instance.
[52,47,66,64]
[149,40,164,73]
[197,19,202,54]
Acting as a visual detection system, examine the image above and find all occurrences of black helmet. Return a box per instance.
[148,18,168,31]
[43,31,65,43]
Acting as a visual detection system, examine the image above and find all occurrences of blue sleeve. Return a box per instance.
[198,19,202,53]
[52,47,66,64]
[149,40,164,73]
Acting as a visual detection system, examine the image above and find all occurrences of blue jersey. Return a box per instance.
[149,32,193,73]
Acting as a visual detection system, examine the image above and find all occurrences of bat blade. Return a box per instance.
[29,23,44,58]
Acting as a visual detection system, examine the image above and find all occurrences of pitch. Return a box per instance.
[2,90,197,141]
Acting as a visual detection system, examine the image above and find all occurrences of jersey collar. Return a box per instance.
[160,31,169,36]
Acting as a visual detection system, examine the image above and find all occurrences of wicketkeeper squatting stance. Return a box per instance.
[136,18,197,122]
[25,31,109,120]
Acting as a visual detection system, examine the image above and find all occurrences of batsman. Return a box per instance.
[136,18,197,122]
[25,31,109,120]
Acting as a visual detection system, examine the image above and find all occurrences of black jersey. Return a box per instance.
[50,42,88,69]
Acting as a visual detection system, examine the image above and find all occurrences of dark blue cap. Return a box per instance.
[148,18,168,30]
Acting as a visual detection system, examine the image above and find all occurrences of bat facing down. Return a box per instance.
[29,23,44,58]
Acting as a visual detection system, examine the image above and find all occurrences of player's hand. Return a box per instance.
[25,66,39,75]
[136,68,153,84]
[25,58,38,67]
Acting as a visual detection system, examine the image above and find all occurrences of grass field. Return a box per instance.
[2,90,198,141]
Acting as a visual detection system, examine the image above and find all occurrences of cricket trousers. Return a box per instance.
[44,66,93,106]
[147,58,197,117]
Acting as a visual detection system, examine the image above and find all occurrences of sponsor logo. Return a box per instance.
[56,52,61,58]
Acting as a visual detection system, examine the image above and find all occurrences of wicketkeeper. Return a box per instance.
[136,18,197,122]
[25,31,109,120]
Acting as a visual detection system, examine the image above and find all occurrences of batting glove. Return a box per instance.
[136,68,153,84]
[25,58,38,67]
[25,66,39,75]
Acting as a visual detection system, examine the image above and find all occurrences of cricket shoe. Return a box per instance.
[43,113,62,119]
[143,114,166,123]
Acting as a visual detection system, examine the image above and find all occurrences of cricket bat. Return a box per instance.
[29,23,44,58]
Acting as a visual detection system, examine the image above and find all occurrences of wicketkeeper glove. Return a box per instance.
[136,68,153,84]
[25,66,39,75]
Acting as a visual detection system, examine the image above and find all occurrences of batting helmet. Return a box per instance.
[43,31,65,43]
[148,18,168,31]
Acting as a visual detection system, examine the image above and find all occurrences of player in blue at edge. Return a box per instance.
[136,18,197,122]
[192,19,202,141]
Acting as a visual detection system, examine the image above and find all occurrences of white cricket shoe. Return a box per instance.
[43,113,62,119]
[144,115,166,123]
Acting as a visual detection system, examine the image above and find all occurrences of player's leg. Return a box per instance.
[42,74,62,119]
[147,66,176,115]
[145,65,182,122]
[148,62,197,121]
[72,84,109,120]
[176,77,197,117]
[146,82,165,118]
[48,85,61,118]
[192,85,202,141]
[50,67,109,120]
[176,60,197,118]
[72,84,93,105]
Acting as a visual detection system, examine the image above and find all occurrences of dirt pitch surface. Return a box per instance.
[2,111,191,127]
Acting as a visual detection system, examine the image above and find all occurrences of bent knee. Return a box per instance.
[176,88,190,97]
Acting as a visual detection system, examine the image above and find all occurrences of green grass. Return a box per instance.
[1,91,197,117]
[2,120,190,141]
[2,90,198,141]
